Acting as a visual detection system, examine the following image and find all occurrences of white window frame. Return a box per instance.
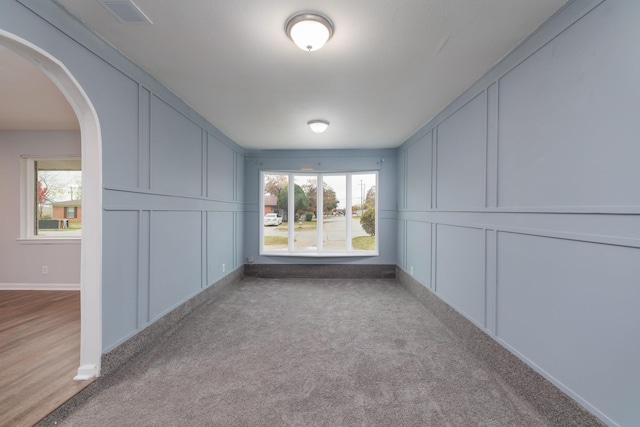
[18,156,81,243]
[260,171,378,257]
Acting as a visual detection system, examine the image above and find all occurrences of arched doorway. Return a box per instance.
[0,30,103,379]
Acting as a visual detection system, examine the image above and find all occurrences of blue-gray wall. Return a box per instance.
[4,0,639,425]
[397,1,640,425]
[244,149,397,265]
[1,1,245,351]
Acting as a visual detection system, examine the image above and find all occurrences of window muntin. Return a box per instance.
[261,171,377,256]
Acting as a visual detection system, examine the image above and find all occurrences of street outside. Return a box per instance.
[263,215,372,251]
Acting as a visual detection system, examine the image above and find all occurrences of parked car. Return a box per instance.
[264,213,282,226]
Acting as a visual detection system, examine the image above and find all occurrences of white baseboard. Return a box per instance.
[0,282,80,291]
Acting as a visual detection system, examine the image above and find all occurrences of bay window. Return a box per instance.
[261,171,378,256]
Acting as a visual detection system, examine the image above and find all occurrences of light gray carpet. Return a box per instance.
[60,278,551,426]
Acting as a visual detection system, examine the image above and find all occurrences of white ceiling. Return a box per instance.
[2,0,569,149]
[0,44,78,131]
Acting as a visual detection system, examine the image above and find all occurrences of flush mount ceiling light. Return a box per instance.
[308,120,329,133]
[286,13,334,51]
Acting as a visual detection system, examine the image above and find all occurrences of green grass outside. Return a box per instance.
[276,219,317,230]
[264,236,288,246]
[352,235,375,250]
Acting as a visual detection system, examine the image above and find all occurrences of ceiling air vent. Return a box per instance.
[99,0,152,24]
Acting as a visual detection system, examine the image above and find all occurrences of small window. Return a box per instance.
[64,207,78,219]
[21,157,82,238]
[261,171,377,256]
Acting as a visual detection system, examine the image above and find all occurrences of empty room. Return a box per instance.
[0,1,638,426]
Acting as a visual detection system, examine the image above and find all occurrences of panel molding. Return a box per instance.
[398,210,640,248]
[400,215,640,250]
[397,206,640,214]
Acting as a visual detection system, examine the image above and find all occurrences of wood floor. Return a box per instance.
[0,291,92,427]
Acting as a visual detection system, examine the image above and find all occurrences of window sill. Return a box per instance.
[17,237,81,245]
[260,251,379,257]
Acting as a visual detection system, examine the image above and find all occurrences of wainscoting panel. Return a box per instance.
[405,220,431,287]
[149,211,203,320]
[138,86,151,191]
[436,92,486,210]
[397,148,407,211]
[397,218,407,271]
[497,1,640,209]
[102,210,139,349]
[235,151,245,203]
[150,95,203,197]
[88,64,140,191]
[435,224,485,326]
[207,211,234,285]
[496,231,640,425]
[207,133,234,201]
[406,131,432,211]
[234,211,244,269]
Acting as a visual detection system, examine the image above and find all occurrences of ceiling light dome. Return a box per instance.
[286,13,334,52]
[308,120,329,133]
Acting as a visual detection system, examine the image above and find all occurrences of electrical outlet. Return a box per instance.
[410,266,413,275]
[222,263,225,273]
[42,266,48,275]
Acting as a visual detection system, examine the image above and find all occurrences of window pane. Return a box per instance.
[294,175,317,251]
[351,173,376,252]
[263,173,288,251]
[322,175,346,251]
[35,159,82,237]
